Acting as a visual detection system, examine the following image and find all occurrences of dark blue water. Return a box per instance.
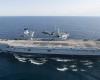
[0,16,100,80]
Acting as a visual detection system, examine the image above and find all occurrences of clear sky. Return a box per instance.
[0,0,100,16]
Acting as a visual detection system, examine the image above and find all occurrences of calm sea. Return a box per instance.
[0,16,100,80]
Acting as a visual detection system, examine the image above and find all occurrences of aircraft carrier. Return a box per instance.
[0,28,100,57]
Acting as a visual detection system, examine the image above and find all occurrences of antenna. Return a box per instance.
[57,28,60,34]
[54,25,57,32]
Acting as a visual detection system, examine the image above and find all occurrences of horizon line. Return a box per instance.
[0,16,100,17]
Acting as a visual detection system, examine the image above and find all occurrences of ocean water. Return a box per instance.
[0,16,100,80]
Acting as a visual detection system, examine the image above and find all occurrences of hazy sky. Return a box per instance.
[0,0,100,16]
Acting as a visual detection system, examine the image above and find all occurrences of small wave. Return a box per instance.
[80,69,86,72]
[29,59,47,65]
[57,67,68,72]
[72,69,78,72]
[87,65,93,68]
[53,58,73,62]
[17,59,27,62]
[14,54,27,62]
[69,65,77,68]
[83,62,93,65]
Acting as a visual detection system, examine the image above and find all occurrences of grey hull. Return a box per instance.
[1,46,100,56]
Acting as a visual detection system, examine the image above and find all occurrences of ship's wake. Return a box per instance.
[29,58,47,65]
[13,54,47,65]
[57,66,68,71]
[13,53,98,72]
